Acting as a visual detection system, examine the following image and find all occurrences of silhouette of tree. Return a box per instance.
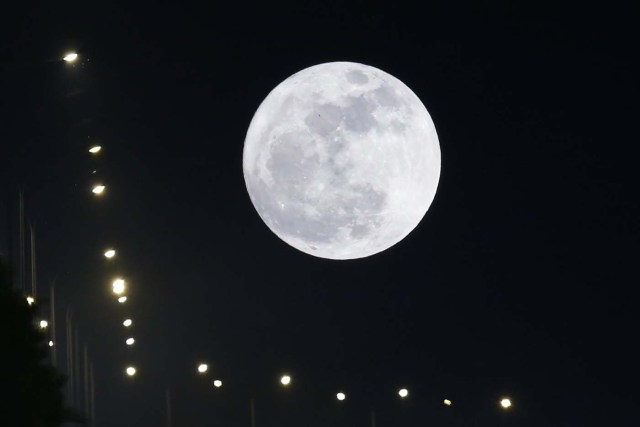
[0,257,85,426]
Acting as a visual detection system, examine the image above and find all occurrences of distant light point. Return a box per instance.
[118,296,127,303]
[104,249,116,259]
[26,296,35,306]
[89,145,101,154]
[197,363,208,374]
[126,366,136,376]
[337,392,346,401]
[398,388,409,398]
[92,185,105,195]
[63,52,78,62]
[39,320,48,329]
[123,319,132,327]
[500,398,512,409]
[49,340,54,347]
[126,337,135,346]
[112,278,126,295]
[213,380,223,388]
[280,375,292,386]
[444,398,452,406]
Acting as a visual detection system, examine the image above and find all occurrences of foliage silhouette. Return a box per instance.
[0,257,85,426]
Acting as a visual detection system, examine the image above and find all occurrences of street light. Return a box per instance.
[39,320,48,329]
[197,363,208,374]
[336,392,346,401]
[123,319,132,327]
[104,249,116,259]
[444,398,452,406]
[63,52,78,63]
[92,185,105,195]
[126,366,136,377]
[112,278,126,295]
[500,398,512,409]
[280,375,292,386]
[126,337,135,346]
[398,388,409,399]
[89,145,102,154]
[48,340,54,347]
[26,296,35,306]
[118,296,127,303]
[213,380,223,388]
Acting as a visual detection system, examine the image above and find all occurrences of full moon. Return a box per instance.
[243,62,440,260]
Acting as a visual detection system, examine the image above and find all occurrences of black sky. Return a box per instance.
[1,1,639,426]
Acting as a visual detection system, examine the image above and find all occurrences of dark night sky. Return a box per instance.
[1,1,639,426]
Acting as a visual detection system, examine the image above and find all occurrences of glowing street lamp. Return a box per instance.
[63,52,78,63]
[444,398,452,406]
[213,380,223,388]
[280,375,292,386]
[123,319,132,327]
[89,145,102,154]
[92,185,105,195]
[39,320,48,329]
[398,388,409,398]
[336,392,346,401]
[26,296,35,306]
[197,363,208,374]
[118,296,127,303]
[104,249,116,259]
[112,278,126,295]
[126,366,136,377]
[48,340,54,347]
[126,337,135,346]
[500,398,512,409]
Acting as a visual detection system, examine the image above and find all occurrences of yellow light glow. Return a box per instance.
[89,145,102,154]
[112,278,126,295]
[104,249,116,258]
[49,340,54,347]
[63,52,78,62]
[500,398,512,409]
[197,363,208,374]
[39,320,48,329]
[26,296,35,305]
[123,319,132,327]
[337,392,346,401]
[92,185,105,195]
[126,337,135,346]
[126,366,136,376]
[398,388,409,398]
[444,399,452,406]
[280,375,292,386]
[118,296,127,303]
[213,380,223,388]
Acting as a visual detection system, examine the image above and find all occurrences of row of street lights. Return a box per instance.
[87,136,138,377]
[186,364,513,427]
[192,366,516,408]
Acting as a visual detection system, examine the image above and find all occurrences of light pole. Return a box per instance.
[66,308,74,406]
[166,387,172,427]
[50,281,56,367]
[250,397,256,427]
[90,363,95,426]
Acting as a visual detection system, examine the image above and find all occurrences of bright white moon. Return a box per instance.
[243,62,440,260]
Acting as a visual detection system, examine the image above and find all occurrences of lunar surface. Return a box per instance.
[243,62,440,260]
